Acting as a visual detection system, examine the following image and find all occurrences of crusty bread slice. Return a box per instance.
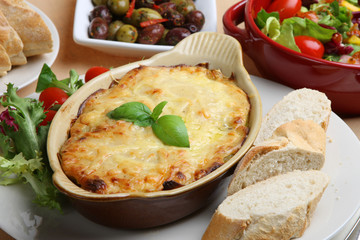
[254,88,331,146]
[0,9,26,66]
[0,0,53,57]
[227,119,326,195]
[202,170,330,240]
[0,44,11,76]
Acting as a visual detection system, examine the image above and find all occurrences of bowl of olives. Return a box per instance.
[73,0,217,57]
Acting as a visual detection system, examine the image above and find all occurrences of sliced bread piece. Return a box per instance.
[227,119,326,195]
[202,170,330,240]
[0,44,11,76]
[254,88,331,146]
[0,9,26,66]
[0,0,53,57]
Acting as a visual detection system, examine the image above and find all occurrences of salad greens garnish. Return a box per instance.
[257,9,337,52]
[36,63,84,95]
[255,0,360,62]
[0,84,62,210]
[107,101,190,148]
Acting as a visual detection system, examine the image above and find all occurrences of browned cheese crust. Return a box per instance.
[60,65,250,194]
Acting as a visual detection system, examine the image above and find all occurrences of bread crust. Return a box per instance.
[254,88,331,146]
[227,119,326,195]
[202,170,329,240]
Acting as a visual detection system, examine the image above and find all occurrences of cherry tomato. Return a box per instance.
[84,66,110,82]
[294,35,325,59]
[39,109,57,126]
[39,87,69,110]
[267,0,302,21]
[253,0,272,18]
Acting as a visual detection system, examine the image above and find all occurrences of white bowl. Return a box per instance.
[73,0,217,58]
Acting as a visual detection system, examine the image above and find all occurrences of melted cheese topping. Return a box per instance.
[60,65,250,194]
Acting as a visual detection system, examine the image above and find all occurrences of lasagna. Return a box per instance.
[60,64,250,194]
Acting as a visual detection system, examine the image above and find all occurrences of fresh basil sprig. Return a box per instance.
[107,101,190,148]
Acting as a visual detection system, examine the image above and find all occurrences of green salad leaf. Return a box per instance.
[255,9,280,29]
[36,63,84,95]
[283,17,337,42]
[275,22,301,52]
[0,84,62,210]
[108,101,190,148]
[311,1,352,35]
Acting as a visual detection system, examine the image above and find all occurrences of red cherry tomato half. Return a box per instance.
[39,109,57,126]
[84,66,110,83]
[294,35,325,59]
[39,87,69,110]
[267,0,302,21]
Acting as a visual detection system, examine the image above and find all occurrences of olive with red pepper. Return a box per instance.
[88,17,109,39]
[116,24,138,42]
[90,5,113,24]
[185,10,204,29]
[165,27,191,45]
[138,23,165,44]
[88,0,205,46]
[162,9,185,29]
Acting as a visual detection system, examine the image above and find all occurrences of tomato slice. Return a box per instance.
[267,0,302,21]
[84,66,110,83]
[39,87,69,110]
[39,109,57,126]
[294,35,325,59]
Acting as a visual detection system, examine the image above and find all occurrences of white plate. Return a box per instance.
[73,0,217,57]
[1,75,360,240]
[0,2,60,95]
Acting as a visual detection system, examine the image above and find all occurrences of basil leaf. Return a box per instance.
[152,115,190,148]
[36,63,58,92]
[151,101,167,121]
[107,102,154,127]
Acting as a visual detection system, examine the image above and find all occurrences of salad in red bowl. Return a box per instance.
[223,0,360,115]
[256,0,360,63]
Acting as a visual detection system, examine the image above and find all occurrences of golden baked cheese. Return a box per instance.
[60,65,250,194]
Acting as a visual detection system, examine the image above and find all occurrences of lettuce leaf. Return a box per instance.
[255,9,280,29]
[282,17,337,42]
[0,84,61,210]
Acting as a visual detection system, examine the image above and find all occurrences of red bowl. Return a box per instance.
[223,0,360,115]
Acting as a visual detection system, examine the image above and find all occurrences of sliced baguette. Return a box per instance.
[254,88,331,146]
[202,170,330,240]
[227,119,326,195]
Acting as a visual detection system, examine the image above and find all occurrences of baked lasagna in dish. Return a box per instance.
[59,64,250,194]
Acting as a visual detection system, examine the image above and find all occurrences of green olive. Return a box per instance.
[158,28,169,45]
[107,0,129,16]
[131,8,162,27]
[116,24,138,43]
[170,0,196,16]
[92,0,107,6]
[107,20,125,40]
